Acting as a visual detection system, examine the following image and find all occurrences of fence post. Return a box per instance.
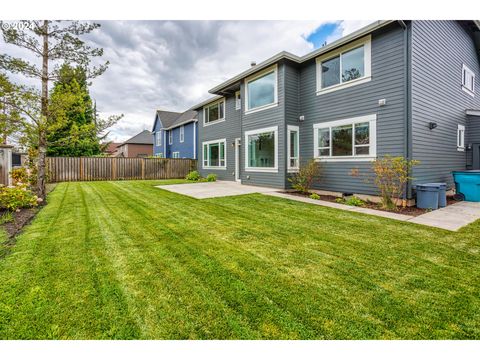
[141,158,145,180]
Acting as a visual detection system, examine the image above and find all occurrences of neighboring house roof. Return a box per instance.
[104,142,121,154]
[118,130,153,147]
[154,110,182,130]
[153,109,198,131]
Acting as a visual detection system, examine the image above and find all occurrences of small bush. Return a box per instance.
[185,171,200,181]
[309,193,320,200]
[206,174,217,182]
[10,167,29,186]
[0,185,39,212]
[335,196,365,207]
[371,156,419,209]
[288,160,321,194]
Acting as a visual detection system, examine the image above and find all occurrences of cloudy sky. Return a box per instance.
[2,20,373,142]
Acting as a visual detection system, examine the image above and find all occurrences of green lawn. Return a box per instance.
[0,180,479,339]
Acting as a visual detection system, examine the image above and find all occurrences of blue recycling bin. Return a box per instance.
[416,183,441,209]
[452,171,480,202]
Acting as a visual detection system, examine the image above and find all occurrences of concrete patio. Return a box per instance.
[156,181,480,231]
[156,180,278,199]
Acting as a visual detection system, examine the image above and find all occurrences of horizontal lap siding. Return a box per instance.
[240,63,286,188]
[198,96,241,180]
[299,24,406,195]
[411,21,480,187]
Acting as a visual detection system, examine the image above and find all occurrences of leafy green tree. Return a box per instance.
[0,20,109,199]
[47,64,105,156]
[0,73,24,143]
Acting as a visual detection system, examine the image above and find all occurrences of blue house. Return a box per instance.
[152,110,198,159]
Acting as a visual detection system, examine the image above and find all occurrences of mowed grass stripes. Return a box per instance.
[0,180,479,339]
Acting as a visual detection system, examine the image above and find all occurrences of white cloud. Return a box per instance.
[2,20,375,143]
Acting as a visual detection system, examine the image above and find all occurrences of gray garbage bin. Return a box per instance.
[416,184,441,209]
[425,183,447,207]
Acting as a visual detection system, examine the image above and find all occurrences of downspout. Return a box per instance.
[398,20,413,200]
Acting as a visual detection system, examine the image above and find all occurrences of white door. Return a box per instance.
[235,138,241,182]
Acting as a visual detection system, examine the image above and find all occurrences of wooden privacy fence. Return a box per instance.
[46,157,197,182]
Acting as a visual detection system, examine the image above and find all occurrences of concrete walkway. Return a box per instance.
[408,201,480,231]
[156,180,278,199]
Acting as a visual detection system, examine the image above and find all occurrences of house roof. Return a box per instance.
[118,130,153,147]
[154,109,198,130]
[155,110,182,129]
[105,142,121,153]
[207,20,395,95]
[189,95,224,111]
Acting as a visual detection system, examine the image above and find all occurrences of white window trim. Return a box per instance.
[202,138,227,170]
[179,125,184,143]
[457,124,465,151]
[313,114,377,162]
[462,64,475,97]
[287,125,299,173]
[172,151,180,158]
[203,98,226,127]
[316,35,372,96]
[235,90,241,110]
[244,64,279,115]
[168,130,173,145]
[244,126,278,173]
[156,130,162,146]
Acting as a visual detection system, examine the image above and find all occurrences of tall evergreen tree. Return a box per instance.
[47,64,103,156]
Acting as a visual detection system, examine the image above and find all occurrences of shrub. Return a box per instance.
[371,156,419,210]
[0,185,39,212]
[10,167,29,186]
[288,160,320,194]
[336,196,365,207]
[185,171,200,181]
[206,174,217,182]
[309,193,320,200]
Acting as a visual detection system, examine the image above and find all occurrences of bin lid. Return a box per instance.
[423,182,447,188]
[416,183,442,190]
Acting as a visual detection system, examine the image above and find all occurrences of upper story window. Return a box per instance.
[316,35,372,95]
[179,125,184,143]
[235,91,241,110]
[155,131,162,146]
[462,64,475,96]
[457,124,465,151]
[245,65,278,114]
[203,99,225,126]
[168,130,173,145]
[313,114,377,161]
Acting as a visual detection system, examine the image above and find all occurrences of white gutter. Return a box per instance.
[189,95,224,110]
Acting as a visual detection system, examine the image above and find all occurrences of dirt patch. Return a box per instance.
[2,207,39,238]
[283,192,460,217]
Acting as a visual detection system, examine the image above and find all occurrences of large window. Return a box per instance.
[316,36,371,94]
[245,126,278,172]
[155,131,162,146]
[462,64,475,96]
[245,65,278,113]
[203,99,225,125]
[202,139,226,169]
[287,125,299,171]
[313,115,376,161]
[457,124,465,151]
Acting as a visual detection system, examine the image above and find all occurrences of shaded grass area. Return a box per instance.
[0,180,479,339]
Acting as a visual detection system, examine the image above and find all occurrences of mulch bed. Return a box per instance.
[2,207,39,239]
[284,191,460,217]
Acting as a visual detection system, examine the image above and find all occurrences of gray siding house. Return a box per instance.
[192,20,480,198]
